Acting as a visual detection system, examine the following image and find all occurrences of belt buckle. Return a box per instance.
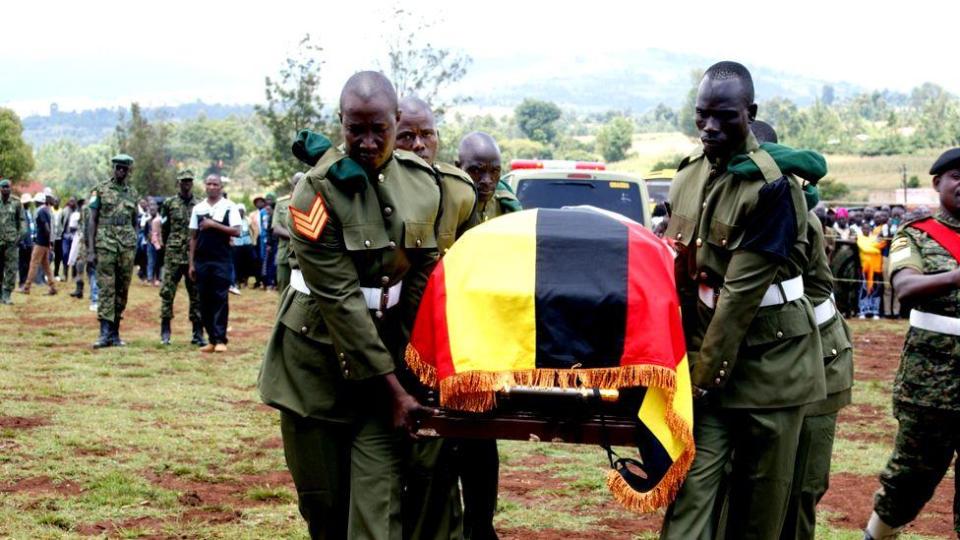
[380,287,389,311]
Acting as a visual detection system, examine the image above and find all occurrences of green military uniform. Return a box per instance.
[90,156,140,328]
[475,180,520,223]
[0,184,23,304]
[872,211,960,535]
[660,135,825,540]
[780,211,854,540]
[258,147,442,540]
[159,189,201,324]
[274,194,293,292]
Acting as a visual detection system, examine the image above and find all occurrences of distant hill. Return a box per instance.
[22,102,255,148]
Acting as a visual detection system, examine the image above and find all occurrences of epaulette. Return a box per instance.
[277,194,291,202]
[394,149,435,175]
[308,148,367,194]
[902,215,932,230]
[676,149,704,172]
[433,161,474,186]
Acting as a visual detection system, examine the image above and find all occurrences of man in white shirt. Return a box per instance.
[188,175,241,353]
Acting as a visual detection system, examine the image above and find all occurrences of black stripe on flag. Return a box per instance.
[534,208,628,369]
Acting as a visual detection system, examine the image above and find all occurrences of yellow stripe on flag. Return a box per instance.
[638,354,692,461]
[443,210,539,373]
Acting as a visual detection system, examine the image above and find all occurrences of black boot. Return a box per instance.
[69,281,84,299]
[160,318,172,345]
[191,321,207,347]
[93,319,113,349]
[111,317,125,347]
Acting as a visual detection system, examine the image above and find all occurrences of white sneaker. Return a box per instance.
[872,315,880,320]
[228,286,241,296]
[89,303,98,312]
[55,276,62,282]
[858,314,866,319]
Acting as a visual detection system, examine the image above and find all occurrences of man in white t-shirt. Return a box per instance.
[188,175,241,353]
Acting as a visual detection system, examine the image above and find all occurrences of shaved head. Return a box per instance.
[456,132,502,203]
[339,71,398,114]
[396,95,439,163]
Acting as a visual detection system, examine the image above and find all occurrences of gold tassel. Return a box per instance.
[404,345,437,388]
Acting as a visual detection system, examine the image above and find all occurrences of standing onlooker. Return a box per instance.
[67,198,83,298]
[857,223,887,319]
[136,198,150,283]
[23,192,57,295]
[252,195,266,288]
[51,196,64,281]
[60,197,77,282]
[145,202,162,286]
[159,171,204,346]
[231,206,257,289]
[0,179,23,304]
[73,192,99,310]
[17,193,35,290]
[188,175,241,352]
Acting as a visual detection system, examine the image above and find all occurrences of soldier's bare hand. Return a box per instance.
[188,266,197,282]
[692,385,709,400]
[86,252,96,266]
[392,393,437,440]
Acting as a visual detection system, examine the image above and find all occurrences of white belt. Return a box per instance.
[698,275,804,310]
[910,310,960,337]
[813,294,837,326]
[290,269,402,311]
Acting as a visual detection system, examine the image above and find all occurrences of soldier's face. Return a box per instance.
[0,185,9,199]
[340,94,398,173]
[458,146,502,203]
[934,168,960,217]
[695,77,756,162]
[396,108,439,164]
[179,180,193,197]
[114,165,129,181]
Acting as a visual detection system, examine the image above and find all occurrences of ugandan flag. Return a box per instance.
[405,207,694,513]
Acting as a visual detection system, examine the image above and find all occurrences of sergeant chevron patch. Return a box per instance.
[290,194,329,241]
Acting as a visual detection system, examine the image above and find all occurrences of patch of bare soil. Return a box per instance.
[0,415,49,429]
[0,475,83,496]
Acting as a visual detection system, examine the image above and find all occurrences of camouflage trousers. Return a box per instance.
[159,262,200,323]
[0,242,16,295]
[96,247,134,322]
[874,402,960,532]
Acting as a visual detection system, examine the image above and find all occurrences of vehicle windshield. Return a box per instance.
[647,182,670,204]
[516,178,645,224]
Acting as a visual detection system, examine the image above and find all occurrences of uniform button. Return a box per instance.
[699,271,709,281]
[695,238,703,247]
[676,233,683,240]
[300,325,308,333]
[415,238,422,247]
[383,206,393,216]
[714,378,721,385]
[378,174,385,183]
[722,361,728,367]
[831,348,838,355]
[388,241,397,249]
[381,276,389,285]
[375,310,384,319]
[340,360,346,367]
[443,248,449,254]
[776,330,784,339]
[363,239,371,248]
[338,352,345,359]
[721,238,727,246]
[344,369,350,377]
[719,370,726,377]
[702,201,707,208]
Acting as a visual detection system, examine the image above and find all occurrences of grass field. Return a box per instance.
[0,284,954,538]
[609,132,942,203]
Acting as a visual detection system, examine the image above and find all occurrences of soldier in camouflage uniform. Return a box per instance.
[271,172,303,294]
[88,154,140,348]
[864,147,960,540]
[0,179,23,304]
[159,170,205,346]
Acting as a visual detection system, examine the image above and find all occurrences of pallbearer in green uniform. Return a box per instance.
[272,171,304,293]
[258,71,439,540]
[0,179,23,305]
[395,95,478,540]
[659,62,825,540]
[750,121,854,540]
[457,132,520,223]
[864,148,960,540]
[89,154,140,349]
[159,170,205,346]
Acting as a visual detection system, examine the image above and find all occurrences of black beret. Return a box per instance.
[929,147,960,175]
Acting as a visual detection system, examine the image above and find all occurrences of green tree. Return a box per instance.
[677,69,704,138]
[255,33,332,184]
[515,99,562,144]
[0,108,35,181]
[595,116,634,162]
[382,7,471,115]
[116,103,175,195]
[33,139,113,197]
[818,178,850,201]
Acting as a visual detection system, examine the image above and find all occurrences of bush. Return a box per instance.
[818,177,851,201]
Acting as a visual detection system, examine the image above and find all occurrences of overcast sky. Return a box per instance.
[2,0,955,116]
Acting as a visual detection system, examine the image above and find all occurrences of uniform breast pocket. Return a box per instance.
[403,221,437,250]
[342,223,390,252]
[743,306,814,347]
[707,218,743,251]
[664,212,696,247]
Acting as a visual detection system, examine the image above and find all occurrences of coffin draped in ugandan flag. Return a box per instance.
[404,206,694,513]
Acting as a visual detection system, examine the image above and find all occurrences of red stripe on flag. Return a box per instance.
[410,260,456,380]
[622,223,685,369]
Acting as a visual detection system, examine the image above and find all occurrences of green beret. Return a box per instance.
[177,170,195,182]
[0,179,10,187]
[929,148,960,176]
[292,129,332,166]
[111,153,134,166]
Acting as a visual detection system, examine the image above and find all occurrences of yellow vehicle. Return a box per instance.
[644,168,675,208]
[501,160,653,228]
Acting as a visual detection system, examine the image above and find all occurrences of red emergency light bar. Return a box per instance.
[510,160,607,171]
